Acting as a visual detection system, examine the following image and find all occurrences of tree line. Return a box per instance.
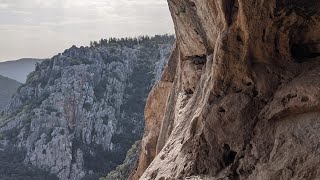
[90,34,175,48]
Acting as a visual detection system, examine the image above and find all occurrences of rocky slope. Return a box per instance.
[0,35,174,180]
[0,75,21,110]
[131,1,320,179]
[0,58,46,83]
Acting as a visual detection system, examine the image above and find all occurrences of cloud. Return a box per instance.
[0,0,174,61]
[0,3,8,9]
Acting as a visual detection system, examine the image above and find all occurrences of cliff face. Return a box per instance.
[0,36,173,180]
[132,0,320,179]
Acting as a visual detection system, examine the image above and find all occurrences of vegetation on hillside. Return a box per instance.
[0,146,58,180]
[90,34,175,48]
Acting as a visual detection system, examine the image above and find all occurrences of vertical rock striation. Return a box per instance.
[132,0,320,179]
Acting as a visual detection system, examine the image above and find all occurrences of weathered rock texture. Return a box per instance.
[131,0,320,179]
[0,35,174,180]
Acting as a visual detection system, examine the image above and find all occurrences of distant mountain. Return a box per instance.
[0,58,47,83]
[0,75,21,110]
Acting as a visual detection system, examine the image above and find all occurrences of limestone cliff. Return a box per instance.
[0,35,173,180]
[132,0,320,179]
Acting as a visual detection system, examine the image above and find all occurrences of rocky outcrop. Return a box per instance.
[132,1,320,179]
[0,35,174,180]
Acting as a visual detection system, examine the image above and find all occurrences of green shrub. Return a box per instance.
[100,141,141,180]
[45,106,58,113]
[70,58,82,66]
[102,115,109,125]
[94,79,108,101]
[83,102,92,111]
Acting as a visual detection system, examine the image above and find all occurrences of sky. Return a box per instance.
[0,0,174,62]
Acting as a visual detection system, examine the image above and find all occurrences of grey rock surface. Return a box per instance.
[0,35,174,180]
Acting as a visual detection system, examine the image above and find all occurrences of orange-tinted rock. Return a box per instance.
[131,0,320,179]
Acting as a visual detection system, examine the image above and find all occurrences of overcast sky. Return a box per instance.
[0,0,174,62]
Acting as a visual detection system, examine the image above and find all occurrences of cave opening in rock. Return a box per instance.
[185,89,194,95]
[223,144,237,167]
[291,43,320,63]
[192,55,207,65]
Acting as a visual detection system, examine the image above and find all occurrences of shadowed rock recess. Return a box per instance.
[131,0,320,179]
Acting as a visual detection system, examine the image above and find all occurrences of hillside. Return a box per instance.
[0,58,46,83]
[0,75,21,110]
[131,1,320,180]
[0,35,174,180]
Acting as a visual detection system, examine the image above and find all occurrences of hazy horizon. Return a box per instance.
[0,0,174,62]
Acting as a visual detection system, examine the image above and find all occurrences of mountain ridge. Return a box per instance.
[0,75,21,110]
[0,58,47,83]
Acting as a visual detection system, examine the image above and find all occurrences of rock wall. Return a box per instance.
[0,36,174,180]
[132,0,320,179]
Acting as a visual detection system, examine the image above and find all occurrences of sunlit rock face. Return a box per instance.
[131,0,320,179]
[0,36,174,180]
